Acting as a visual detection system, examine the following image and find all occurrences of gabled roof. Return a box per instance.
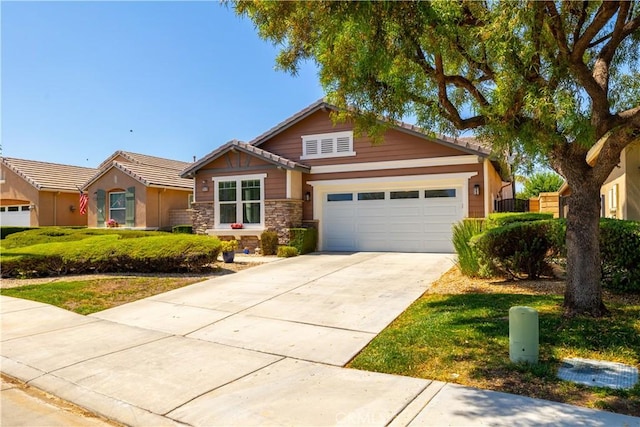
[84,151,193,190]
[248,99,492,157]
[181,139,310,178]
[97,150,190,171]
[1,157,97,192]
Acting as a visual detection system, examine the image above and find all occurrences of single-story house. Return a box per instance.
[82,151,193,230]
[182,100,510,252]
[0,157,97,227]
[559,139,640,220]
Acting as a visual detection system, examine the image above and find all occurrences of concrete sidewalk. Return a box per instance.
[2,253,639,426]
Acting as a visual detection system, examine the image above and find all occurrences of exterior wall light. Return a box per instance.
[473,184,481,196]
[305,191,311,202]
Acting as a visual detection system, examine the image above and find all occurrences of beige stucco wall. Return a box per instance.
[1,166,87,226]
[600,140,640,220]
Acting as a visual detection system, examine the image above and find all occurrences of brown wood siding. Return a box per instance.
[193,152,287,202]
[259,110,471,165]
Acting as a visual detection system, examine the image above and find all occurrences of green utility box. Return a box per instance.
[509,306,539,364]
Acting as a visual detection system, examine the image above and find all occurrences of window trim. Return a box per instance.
[213,174,266,229]
[300,131,355,160]
[109,191,126,224]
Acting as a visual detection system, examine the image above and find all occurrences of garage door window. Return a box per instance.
[7,206,19,212]
[358,192,385,201]
[425,189,456,198]
[390,190,419,199]
[327,193,353,202]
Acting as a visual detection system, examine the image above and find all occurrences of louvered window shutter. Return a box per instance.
[305,139,318,156]
[336,136,351,152]
[96,189,106,227]
[125,186,135,227]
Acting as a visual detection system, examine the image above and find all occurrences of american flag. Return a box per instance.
[79,191,88,215]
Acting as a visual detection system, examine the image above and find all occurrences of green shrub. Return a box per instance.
[452,219,486,277]
[599,219,640,292]
[277,246,299,258]
[289,227,318,255]
[472,220,558,279]
[1,227,163,249]
[172,225,193,234]
[1,234,221,278]
[1,227,35,240]
[485,212,554,230]
[260,230,279,256]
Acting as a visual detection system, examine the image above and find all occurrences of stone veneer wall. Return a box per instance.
[191,202,214,235]
[264,199,304,244]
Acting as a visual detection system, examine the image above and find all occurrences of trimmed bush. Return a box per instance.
[1,227,164,249]
[485,212,554,230]
[277,246,299,258]
[1,234,221,278]
[472,220,558,279]
[599,219,640,292]
[1,227,35,240]
[452,219,486,277]
[289,227,318,255]
[172,225,193,234]
[260,230,279,256]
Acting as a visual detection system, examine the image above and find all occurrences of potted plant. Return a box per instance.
[106,219,118,228]
[220,239,239,263]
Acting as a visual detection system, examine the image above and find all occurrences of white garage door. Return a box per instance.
[0,205,31,227]
[323,188,463,253]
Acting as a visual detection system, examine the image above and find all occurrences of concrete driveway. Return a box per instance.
[3,252,637,426]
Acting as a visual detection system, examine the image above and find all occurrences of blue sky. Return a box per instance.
[1,1,325,167]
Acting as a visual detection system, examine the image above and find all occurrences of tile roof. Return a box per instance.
[85,150,193,190]
[1,157,98,192]
[249,99,492,157]
[97,150,191,171]
[181,140,310,177]
[110,162,194,189]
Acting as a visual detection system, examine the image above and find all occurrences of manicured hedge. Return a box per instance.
[598,219,640,292]
[172,225,193,234]
[485,212,554,229]
[1,227,36,240]
[277,246,299,258]
[1,234,221,278]
[289,227,318,255]
[472,220,560,279]
[1,227,165,250]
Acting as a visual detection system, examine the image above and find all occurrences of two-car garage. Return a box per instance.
[312,173,475,253]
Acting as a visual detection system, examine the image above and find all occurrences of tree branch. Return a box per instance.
[571,1,619,59]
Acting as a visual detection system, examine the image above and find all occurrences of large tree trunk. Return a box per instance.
[563,181,608,317]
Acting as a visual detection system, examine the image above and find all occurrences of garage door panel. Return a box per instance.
[323,186,463,253]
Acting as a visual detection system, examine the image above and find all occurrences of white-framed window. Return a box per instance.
[214,174,266,228]
[301,131,355,160]
[109,192,126,224]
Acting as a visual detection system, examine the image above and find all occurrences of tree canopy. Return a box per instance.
[235,0,640,316]
[517,171,564,199]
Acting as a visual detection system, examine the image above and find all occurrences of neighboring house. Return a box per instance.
[559,139,640,220]
[0,157,97,227]
[82,151,193,230]
[182,100,510,252]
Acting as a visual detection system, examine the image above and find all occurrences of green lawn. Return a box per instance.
[348,292,640,416]
[1,277,205,314]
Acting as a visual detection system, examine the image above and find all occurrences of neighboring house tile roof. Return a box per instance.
[84,150,193,190]
[248,99,492,157]
[1,157,98,192]
[181,139,310,178]
[97,150,191,171]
